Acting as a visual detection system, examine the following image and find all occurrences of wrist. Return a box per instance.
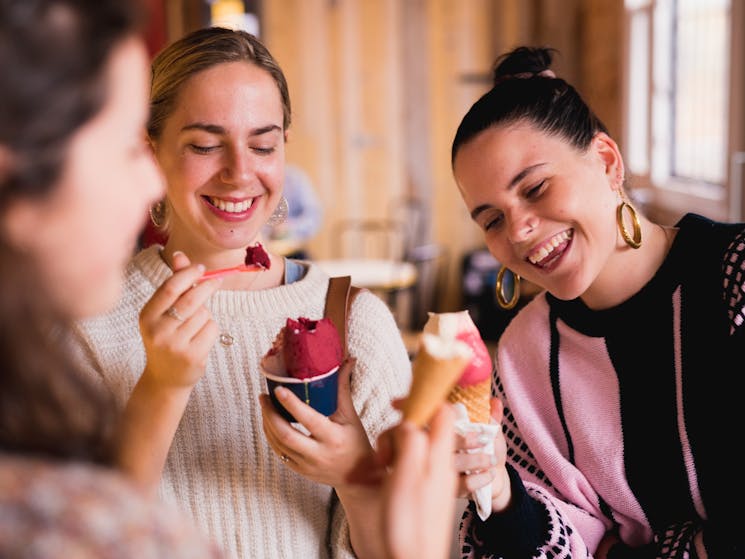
[138,368,196,399]
[490,466,513,513]
[336,478,381,504]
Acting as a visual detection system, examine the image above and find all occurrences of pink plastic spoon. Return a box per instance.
[197,242,270,282]
[198,263,265,282]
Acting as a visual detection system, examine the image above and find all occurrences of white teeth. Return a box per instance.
[528,230,572,264]
[209,197,253,213]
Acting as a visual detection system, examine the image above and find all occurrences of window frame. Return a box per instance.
[621,0,745,223]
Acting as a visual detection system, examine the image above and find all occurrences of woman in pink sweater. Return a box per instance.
[450,46,744,558]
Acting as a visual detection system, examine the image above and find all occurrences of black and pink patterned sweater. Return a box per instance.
[461,213,745,559]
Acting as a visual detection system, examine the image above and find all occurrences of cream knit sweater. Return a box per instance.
[72,246,412,558]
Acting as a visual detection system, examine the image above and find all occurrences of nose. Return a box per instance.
[505,209,537,243]
[219,146,253,186]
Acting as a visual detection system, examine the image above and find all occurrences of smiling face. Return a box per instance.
[152,61,286,265]
[2,37,163,318]
[453,122,623,301]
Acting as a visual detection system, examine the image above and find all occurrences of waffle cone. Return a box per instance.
[401,345,469,427]
[448,378,491,423]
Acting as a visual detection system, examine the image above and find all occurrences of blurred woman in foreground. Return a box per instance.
[0,0,221,555]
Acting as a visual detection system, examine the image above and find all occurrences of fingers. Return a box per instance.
[140,252,222,346]
[456,429,496,451]
[375,427,395,469]
[389,421,427,484]
[259,393,316,465]
[455,430,499,497]
[270,385,331,438]
[490,397,504,424]
[137,251,222,388]
[332,357,358,420]
[390,397,406,411]
[426,405,458,500]
[142,251,222,324]
[454,447,495,474]
[171,250,192,271]
[458,468,498,497]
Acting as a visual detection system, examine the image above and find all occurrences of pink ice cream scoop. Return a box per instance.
[454,325,491,387]
[423,310,492,423]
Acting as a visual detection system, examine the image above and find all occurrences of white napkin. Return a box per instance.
[453,403,500,521]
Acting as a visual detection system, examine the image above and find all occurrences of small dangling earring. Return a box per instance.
[149,199,166,229]
[267,195,289,226]
[496,265,521,310]
[616,200,642,249]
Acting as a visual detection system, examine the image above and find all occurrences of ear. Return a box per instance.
[1,195,46,253]
[145,133,158,157]
[0,146,31,250]
[0,145,12,185]
[592,132,625,192]
[283,129,290,144]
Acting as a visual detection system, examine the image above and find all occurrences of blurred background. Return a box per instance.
[143,0,745,342]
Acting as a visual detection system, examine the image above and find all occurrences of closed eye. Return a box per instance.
[189,144,219,154]
[483,211,504,232]
[525,180,546,199]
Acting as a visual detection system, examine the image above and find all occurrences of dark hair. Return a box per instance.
[451,46,609,166]
[0,0,144,463]
[148,26,292,140]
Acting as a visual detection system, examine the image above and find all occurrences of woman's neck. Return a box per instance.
[582,219,677,310]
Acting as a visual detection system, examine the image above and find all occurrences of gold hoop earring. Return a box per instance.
[496,266,521,310]
[267,196,289,226]
[616,201,642,249]
[149,200,166,229]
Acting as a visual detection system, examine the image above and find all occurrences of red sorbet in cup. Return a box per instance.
[282,317,343,379]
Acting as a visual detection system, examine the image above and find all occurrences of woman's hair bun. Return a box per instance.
[492,46,557,85]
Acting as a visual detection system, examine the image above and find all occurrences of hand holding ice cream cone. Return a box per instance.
[422,310,493,423]
[400,332,471,427]
[423,310,498,519]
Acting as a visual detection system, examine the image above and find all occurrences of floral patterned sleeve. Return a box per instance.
[0,455,224,558]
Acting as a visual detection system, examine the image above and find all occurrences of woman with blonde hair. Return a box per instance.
[73,26,411,559]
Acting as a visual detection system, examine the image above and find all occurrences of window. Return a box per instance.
[623,0,744,222]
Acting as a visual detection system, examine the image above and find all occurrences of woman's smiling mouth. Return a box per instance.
[205,195,254,213]
[527,229,573,268]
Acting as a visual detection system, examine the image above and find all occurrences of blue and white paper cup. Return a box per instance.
[262,365,339,423]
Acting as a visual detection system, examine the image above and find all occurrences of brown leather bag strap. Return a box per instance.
[324,276,361,356]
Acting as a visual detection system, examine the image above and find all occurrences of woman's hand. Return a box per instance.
[138,250,221,389]
[116,250,221,493]
[260,357,387,559]
[259,357,380,488]
[377,404,458,559]
[455,397,512,512]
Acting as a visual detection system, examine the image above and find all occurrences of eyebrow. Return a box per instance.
[470,162,547,221]
[180,123,282,136]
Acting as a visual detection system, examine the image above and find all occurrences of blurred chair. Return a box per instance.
[331,218,406,261]
[387,196,450,331]
[406,242,449,330]
[388,196,426,261]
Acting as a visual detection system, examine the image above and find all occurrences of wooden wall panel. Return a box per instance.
[258,0,623,309]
